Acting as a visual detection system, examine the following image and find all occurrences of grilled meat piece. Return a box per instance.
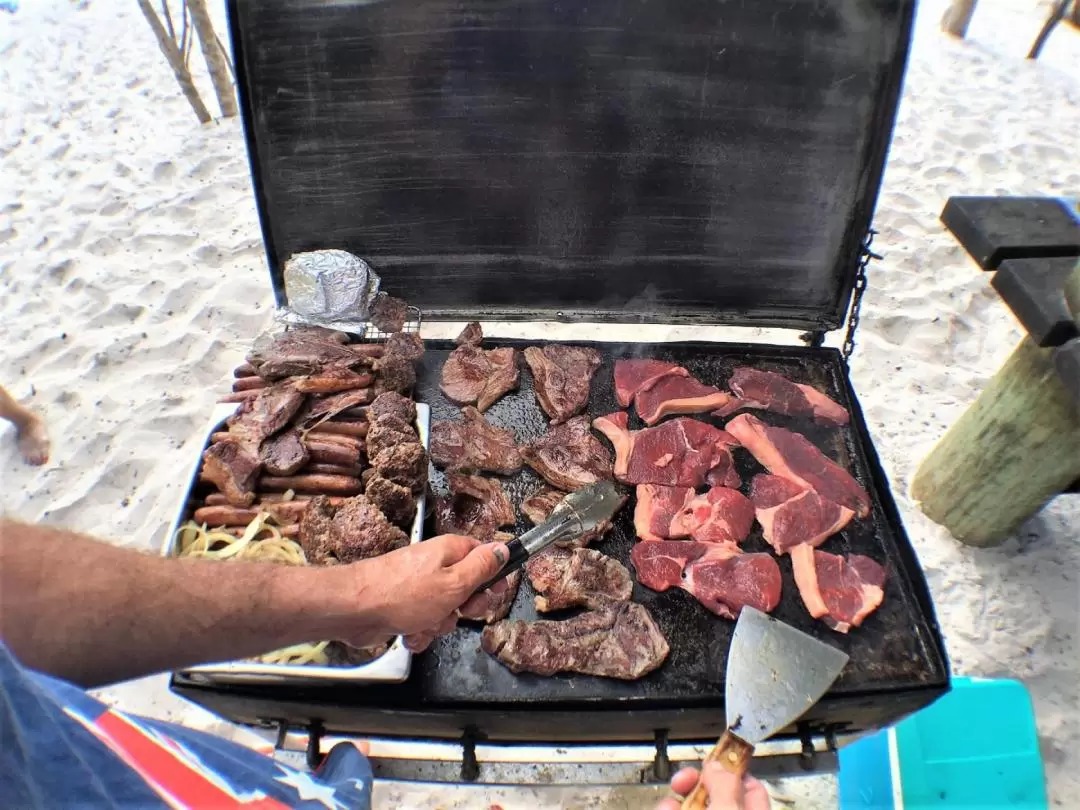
[523,345,603,424]
[364,473,417,528]
[259,429,309,476]
[367,391,417,425]
[434,474,515,541]
[293,367,373,394]
[373,355,416,395]
[300,389,373,425]
[521,486,612,548]
[460,570,520,624]
[440,323,519,412]
[298,495,337,563]
[300,494,408,564]
[384,331,425,362]
[248,327,361,379]
[790,544,886,633]
[521,415,613,491]
[228,383,306,448]
[631,541,782,620]
[429,406,522,474]
[200,440,260,507]
[366,415,417,461]
[481,602,669,680]
[371,442,427,492]
[525,547,633,612]
[370,294,409,333]
[713,367,849,426]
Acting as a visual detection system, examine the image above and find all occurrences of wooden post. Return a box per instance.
[136,0,212,124]
[941,0,978,38]
[187,0,238,118]
[1028,0,1070,60]
[912,262,1080,546]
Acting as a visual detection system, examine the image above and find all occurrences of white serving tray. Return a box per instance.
[161,401,431,686]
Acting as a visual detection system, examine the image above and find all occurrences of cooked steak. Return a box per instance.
[367,391,416,424]
[521,415,613,491]
[459,570,520,624]
[364,473,417,528]
[614,359,684,407]
[713,367,850,426]
[259,429,309,476]
[593,411,741,489]
[725,413,870,517]
[248,327,361,379]
[634,372,736,426]
[521,486,612,548]
[750,474,854,554]
[523,345,602,424]
[300,389,372,425]
[440,324,519,412]
[366,415,417,460]
[200,440,260,507]
[631,541,782,620]
[298,495,337,562]
[481,602,669,680]
[525,547,632,612]
[384,331,425,362]
[373,355,416,395]
[790,544,886,633]
[430,406,522,474]
[301,495,409,564]
[228,383,306,447]
[371,442,427,492]
[434,474,515,541]
[370,294,409,333]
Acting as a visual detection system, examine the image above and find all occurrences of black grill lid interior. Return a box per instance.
[229,0,914,330]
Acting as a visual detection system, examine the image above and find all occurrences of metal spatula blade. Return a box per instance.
[726,606,850,744]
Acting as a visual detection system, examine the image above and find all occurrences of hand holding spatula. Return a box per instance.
[678,607,849,810]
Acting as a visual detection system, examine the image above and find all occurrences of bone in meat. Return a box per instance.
[440,323,519,412]
[523,345,602,424]
[521,415,613,491]
[525,547,633,612]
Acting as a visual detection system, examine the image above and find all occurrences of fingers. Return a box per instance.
[699,763,747,810]
[669,767,700,797]
[447,541,509,593]
[404,615,459,653]
[654,799,682,810]
[428,534,480,565]
[743,775,772,810]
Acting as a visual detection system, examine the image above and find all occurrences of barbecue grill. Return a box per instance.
[170,0,950,783]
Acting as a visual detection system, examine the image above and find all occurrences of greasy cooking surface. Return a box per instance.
[418,340,947,706]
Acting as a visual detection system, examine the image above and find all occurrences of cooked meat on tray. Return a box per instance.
[430,406,522,474]
[522,486,613,548]
[481,602,669,680]
[525,547,633,612]
[366,390,416,424]
[372,355,417,395]
[593,411,740,489]
[364,474,417,528]
[521,415,613,491]
[259,429,310,476]
[614,358,684,407]
[631,541,782,620]
[790,544,886,633]
[634,484,754,545]
[366,414,417,460]
[384,331,425,362]
[299,389,374,425]
[371,442,427,492]
[713,367,849,426]
[299,494,408,564]
[523,345,602,424]
[440,322,519,412]
[201,440,261,507]
[725,413,870,517]
[292,366,373,394]
[370,293,409,333]
[750,474,855,553]
[247,326,365,379]
[231,383,307,445]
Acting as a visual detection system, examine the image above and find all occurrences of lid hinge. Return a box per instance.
[841,229,881,363]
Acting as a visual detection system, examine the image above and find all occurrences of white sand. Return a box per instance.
[2,0,1078,806]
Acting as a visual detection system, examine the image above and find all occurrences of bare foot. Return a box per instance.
[17,417,50,465]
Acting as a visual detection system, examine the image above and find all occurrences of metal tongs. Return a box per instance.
[474,480,628,593]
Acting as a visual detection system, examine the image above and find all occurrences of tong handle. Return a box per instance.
[474,537,530,594]
[679,730,755,810]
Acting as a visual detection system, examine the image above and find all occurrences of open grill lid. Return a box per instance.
[228,0,914,331]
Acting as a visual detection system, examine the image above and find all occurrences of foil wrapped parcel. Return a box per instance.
[278,249,382,332]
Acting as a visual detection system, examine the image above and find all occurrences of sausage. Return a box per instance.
[348,344,385,358]
[312,420,368,438]
[302,463,364,477]
[194,501,310,525]
[232,376,268,392]
[304,430,363,450]
[234,363,257,378]
[218,390,259,403]
[306,440,361,467]
[260,474,362,495]
[294,374,373,394]
[256,494,348,507]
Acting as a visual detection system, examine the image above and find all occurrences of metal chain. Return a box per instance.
[841,229,881,362]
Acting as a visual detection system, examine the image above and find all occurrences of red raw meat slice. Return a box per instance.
[714,367,849,426]
[634,372,738,426]
[790,544,886,633]
[725,413,869,517]
[614,359,685,407]
[633,484,695,541]
[668,486,756,546]
[750,474,855,554]
[593,411,741,489]
[631,541,782,619]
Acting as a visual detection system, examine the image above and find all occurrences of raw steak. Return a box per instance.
[200,440,260,507]
[668,486,756,546]
[430,406,522,474]
[481,602,669,680]
[259,429,309,476]
[614,359,685,407]
[521,415,613,490]
[525,547,633,612]
[634,485,694,542]
[725,414,870,517]
[750,474,855,554]
[523,345,603,424]
[593,411,741,489]
[631,541,782,619]
[714,367,849,426]
[790,544,886,633]
[634,372,736,426]
[434,474,515,543]
[521,486,618,548]
[440,323,519,412]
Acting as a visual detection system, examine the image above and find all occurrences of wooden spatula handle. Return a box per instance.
[679,730,755,810]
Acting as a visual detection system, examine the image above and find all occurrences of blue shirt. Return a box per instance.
[0,642,372,809]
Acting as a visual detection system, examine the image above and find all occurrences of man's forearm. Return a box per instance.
[0,519,366,687]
